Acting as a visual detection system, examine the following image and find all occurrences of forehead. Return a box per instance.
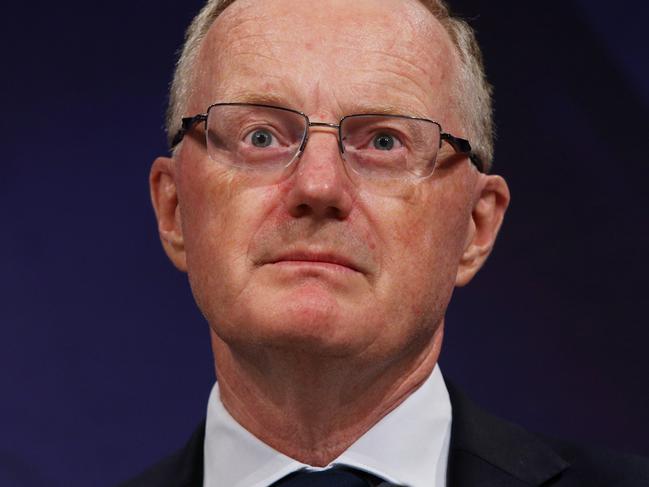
[191,0,458,120]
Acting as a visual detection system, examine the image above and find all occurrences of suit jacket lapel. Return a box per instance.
[175,421,206,487]
[118,421,206,487]
[445,381,570,487]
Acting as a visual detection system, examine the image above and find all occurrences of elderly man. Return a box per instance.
[122,0,648,485]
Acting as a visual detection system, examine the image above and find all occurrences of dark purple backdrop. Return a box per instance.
[2,1,648,486]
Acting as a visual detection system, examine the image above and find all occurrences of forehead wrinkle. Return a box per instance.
[221,22,299,57]
[197,3,291,75]
[329,41,441,81]
[216,2,308,56]
[344,79,431,117]
[195,38,292,108]
[343,61,450,116]
[208,35,311,89]
[226,49,291,69]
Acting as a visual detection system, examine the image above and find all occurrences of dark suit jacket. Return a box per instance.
[119,382,649,486]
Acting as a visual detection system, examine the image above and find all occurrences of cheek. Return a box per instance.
[178,163,279,312]
[372,188,459,269]
[370,183,472,307]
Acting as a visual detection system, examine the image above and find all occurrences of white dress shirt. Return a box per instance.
[203,365,452,487]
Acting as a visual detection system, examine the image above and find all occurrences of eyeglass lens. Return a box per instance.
[341,114,440,179]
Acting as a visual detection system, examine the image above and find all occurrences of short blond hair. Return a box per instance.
[166,0,494,170]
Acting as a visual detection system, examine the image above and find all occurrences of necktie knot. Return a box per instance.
[271,466,395,486]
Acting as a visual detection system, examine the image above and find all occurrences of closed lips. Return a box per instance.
[267,252,363,273]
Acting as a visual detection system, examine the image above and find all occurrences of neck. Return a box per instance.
[210,323,444,466]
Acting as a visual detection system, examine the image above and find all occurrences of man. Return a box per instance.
[121,0,649,485]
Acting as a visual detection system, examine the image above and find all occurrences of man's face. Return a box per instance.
[156,0,500,364]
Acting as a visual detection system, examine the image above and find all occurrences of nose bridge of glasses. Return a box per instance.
[302,121,344,154]
[309,121,340,129]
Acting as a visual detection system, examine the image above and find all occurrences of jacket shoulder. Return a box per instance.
[445,380,649,486]
[543,437,649,486]
[116,422,205,487]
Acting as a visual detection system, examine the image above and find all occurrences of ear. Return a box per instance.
[150,156,187,272]
[455,175,510,287]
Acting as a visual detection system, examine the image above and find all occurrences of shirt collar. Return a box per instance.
[203,365,452,487]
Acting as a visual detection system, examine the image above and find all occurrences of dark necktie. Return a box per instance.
[270,466,396,486]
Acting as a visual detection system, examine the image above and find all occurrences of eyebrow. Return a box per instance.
[227,92,298,109]
[344,103,428,118]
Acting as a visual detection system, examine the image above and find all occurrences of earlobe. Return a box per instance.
[455,175,510,287]
[150,156,187,272]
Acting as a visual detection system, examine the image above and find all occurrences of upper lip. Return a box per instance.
[265,250,364,273]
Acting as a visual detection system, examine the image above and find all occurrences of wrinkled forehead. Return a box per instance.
[190,0,459,123]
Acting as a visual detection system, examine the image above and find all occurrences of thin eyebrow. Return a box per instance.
[341,103,427,118]
[226,92,299,110]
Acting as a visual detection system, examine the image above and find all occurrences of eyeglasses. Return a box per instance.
[171,102,484,187]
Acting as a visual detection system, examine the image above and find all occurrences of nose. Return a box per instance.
[284,127,354,220]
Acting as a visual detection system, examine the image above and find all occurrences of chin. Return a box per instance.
[214,284,376,357]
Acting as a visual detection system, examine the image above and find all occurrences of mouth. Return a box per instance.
[265,251,364,274]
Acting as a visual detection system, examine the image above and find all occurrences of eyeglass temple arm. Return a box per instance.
[440,133,485,173]
[170,114,208,149]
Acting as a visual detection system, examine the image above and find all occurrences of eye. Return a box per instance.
[248,129,274,148]
[373,133,396,151]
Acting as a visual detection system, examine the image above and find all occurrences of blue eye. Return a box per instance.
[373,133,395,150]
[251,129,273,147]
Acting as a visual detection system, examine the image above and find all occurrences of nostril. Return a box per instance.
[327,206,344,220]
[292,203,311,218]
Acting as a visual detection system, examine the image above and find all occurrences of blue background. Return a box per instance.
[1,1,648,485]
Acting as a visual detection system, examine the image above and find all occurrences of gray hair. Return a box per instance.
[166,0,494,170]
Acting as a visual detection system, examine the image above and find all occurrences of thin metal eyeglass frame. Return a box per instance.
[170,102,485,174]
